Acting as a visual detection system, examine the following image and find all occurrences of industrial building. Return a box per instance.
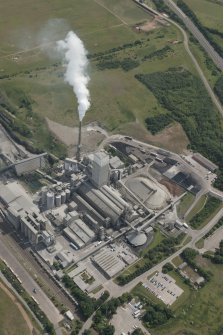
[14,153,47,176]
[89,152,110,188]
[0,182,54,246]
[40,183,71,210]
[192,153,218,172]
[92,248,126,278]
[109,156,125,170]
[77,181,132,226]
[126,230,147,247]
[63,217,95,249]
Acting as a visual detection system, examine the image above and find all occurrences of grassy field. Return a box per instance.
[154,261,223,335]
[186,194,207,222]
[183,0,223,49]
[133,261,223,335]
[172,255,183,267]
[0,282,32,335]
[118,230,165,277]
[188,35,222,87]
[177,192,195,219]
[141,229,165,256]
[0,0,202,155]
[195,238,205,249]
[187,196,222,229]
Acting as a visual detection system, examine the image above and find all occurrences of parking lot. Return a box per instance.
[111,301,150,335]
[144,272,183,306]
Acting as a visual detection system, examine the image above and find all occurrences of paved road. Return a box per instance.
[103,207,223,296]
[0,231,63,327]
[166,0,223,72]
[81,206,223,333]
[133,0,223,117]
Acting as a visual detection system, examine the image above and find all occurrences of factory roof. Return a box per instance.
[78,181,127,224]
[109,156,124,169]
[126,230,147,247]
[75,219,94,238]
[92,249,126,278]
[69,222,91,243]
[93,152,109,166]
[0,182,35,211]
[63,217,95,248]
[192,153,218,172]
[63,227,84,249]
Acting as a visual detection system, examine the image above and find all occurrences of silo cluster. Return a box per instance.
[41,184,71,210]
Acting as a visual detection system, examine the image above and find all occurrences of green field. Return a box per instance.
[154,261,223,335]
[184,0,223,47]
[132,262,223,335]
[186,194,207,222]
[0,0,202,156]
[177,192,195,219]
[0,283,32,335]
[187,196,222,229]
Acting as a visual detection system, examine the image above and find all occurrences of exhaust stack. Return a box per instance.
[76,120,82,161]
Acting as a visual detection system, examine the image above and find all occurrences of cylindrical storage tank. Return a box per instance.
[46,192,54,210]
[41,186,48,204]
[61,191,66,204]
[55,194,62,207]
[56,186,62,193]
[65,189,71,202]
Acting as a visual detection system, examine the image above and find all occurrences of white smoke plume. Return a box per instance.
[57,31,90,121]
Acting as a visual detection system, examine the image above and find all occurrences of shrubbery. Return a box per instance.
[62,275,109,320]
[189,197,221,229]
[92,293,132,335]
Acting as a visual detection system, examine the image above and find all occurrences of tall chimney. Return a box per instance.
[76,120,82,161]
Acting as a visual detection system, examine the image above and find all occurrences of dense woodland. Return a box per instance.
[136,68,223,190]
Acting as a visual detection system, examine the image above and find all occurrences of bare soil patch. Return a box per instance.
[160,178,184,197]
[137,18,159,32]
[46,118,107,157]
[118,121,190,154]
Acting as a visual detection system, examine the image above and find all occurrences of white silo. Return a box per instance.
[47,192,54,210]
[55,194,62,207]
[61,191,66,204]
[65,189,71,202]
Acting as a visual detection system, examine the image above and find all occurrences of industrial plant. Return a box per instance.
[0,120,211,293]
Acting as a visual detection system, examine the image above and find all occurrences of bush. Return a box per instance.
[162,262,174,273]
